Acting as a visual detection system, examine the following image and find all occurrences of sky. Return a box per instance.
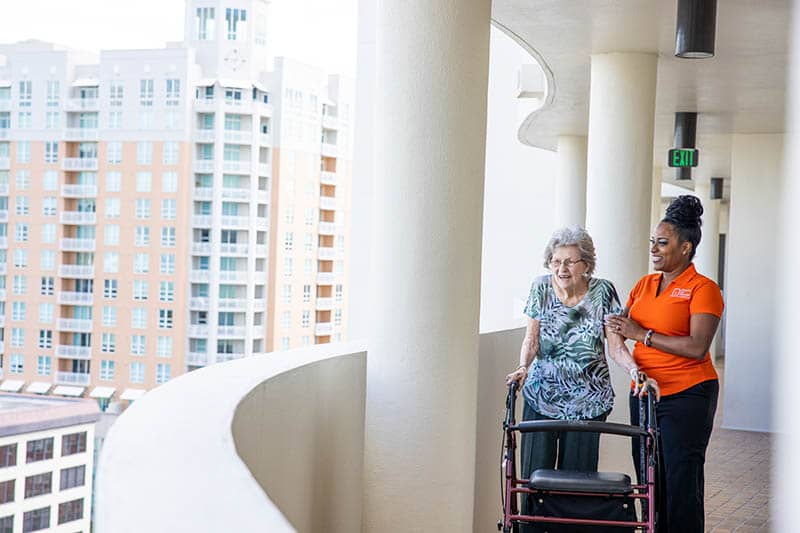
[0,0,359,75]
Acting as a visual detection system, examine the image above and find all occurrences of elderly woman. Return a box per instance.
[606,195,722,533]
[506,227,656,529]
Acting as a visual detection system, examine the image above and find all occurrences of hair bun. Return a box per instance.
[664,195,703,228]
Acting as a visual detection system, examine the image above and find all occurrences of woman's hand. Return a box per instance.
[605,314,647,342]
[505,366,528,388]
[633,374,661,401]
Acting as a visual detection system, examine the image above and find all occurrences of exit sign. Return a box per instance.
[668,148,699,168]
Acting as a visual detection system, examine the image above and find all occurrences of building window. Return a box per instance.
[0,444,17,468]
[132,308,147,329]
[105,197,121,218]
[283,284,291,304]
[104,279,118,299]
[101,333,116,353]
[15,222,28,242]
[157,336,173,357]
[105,224,120,246]
[42,196,57,214]
[302,310,310,328]
[129,335,145,356]
[134,253,149,274]
[139,79,154,106]
[160,254,175,274]
[130,362,145,384]
[16,141,30,163]
[110,80,123,106]
[107,142,122,164]
[61,432,87,456]
[281,337,290,350]
[161,198,177,219]
[10,328,24,347]
[13,249,27,268]
[133,280,148,301]
[335,284,343,302]
[9,354,23,374]
[12,275,26,295]
[284,257,292,277]
[284,232,293,252]
[18,111,32,129]
[303,284,311,303]
[281,311,291,329]
[196,6,215,40]
[156,363,171,384]
[24,472,52,498]
[22,506,49,533]
[100,360,115,380]
[334,309,343,326]
[134,226,150,247]
[15,196,29,216]
[11,302,26,321]
[41,224,56,244]
[108,110,122,128]
[226,8,247,40]
[25,438,53,463]
[135,198,151,218]
[158,309,173,329]
[0,480,13,505]
[37,329,52,349]
[59,465,85,490]
[102,306,117,327]
[45,111,59,129]
[40,250,55,271]
[102,252,118,273]
[46,80,60,106]
[136,171,152,192]
[159,281,175,302]
[137,141,153,165]
[166,80,180,107]
[44,141,58,163]
[161,227,176,247]
[36,356,50,376]
[38,303,54,323]
[58,498,84,525]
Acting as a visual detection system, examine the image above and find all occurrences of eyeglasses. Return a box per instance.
[548,258,585,270]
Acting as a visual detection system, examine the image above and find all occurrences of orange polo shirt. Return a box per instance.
[626,263,723,397]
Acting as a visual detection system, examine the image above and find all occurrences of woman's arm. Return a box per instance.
[605,313,720,360]
[505,317,540,386]
[606,327,661,399]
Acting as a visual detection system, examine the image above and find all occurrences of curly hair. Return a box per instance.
[662,195,703,260]
[542,226,597,276]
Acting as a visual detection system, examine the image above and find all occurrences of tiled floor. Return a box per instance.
[704,365,771,532]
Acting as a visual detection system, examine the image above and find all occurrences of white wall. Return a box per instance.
[480,27,557,333]
[723,133,784,432]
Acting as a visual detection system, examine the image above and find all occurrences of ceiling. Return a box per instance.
[491,0,790,184]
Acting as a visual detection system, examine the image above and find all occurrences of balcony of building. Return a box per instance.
[61,184,98,198]
[0,289,5,301]
[223,130,253,144]
[60,211,97,225]
[187,352,209,367]
[194,129,216,143]
[318,222,338,236]
[319,196,337,211]
[189,270,211,283]
[218,270,249,283]
[217,326,247,338]
[218,298,248,311]
[222,161,252,174]
[0,263,6,275]
[61,158,98,172]
[193,160,215,173]
[58,264,95,279]
[221,187,252,200]
[194,97,216,112]
[315,297,334,311]
[191,215,212,227]
[57,291,94,305]
[63,128,99,141]
[55,345,92,360]
[193,187,214,200]
[320,143,338,158]
[316,272,335,286]
[187,324,209,337]
[220,216,250,229]
[60,238,96,252]
[65,98,99,111]
[190,242,213,255]
[56,318,93,333]
[55,371,91,386]
[320,171,337,185]
[219,243,249,256]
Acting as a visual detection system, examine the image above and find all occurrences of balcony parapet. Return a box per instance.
[95,341,367,532]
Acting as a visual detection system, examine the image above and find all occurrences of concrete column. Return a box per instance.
[775,4,800,521]
[585,53,657,296]
[362,1,491,531]
[555,135,588,227]
[693,178,721,282]
[585,53,657,434]
[650,166,663,236]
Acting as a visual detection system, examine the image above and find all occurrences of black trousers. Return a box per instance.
[629,379,719,533]
[519,402,608,532]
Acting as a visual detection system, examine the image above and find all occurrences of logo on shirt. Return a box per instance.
[670,288,692,299]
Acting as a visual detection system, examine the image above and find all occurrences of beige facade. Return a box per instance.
[0,0,353,404]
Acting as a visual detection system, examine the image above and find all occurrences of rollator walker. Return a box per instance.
[500,377,659,532]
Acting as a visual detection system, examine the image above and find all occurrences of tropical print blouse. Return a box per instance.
[521,275,622,420]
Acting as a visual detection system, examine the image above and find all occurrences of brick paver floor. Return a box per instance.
[704,365,771,532]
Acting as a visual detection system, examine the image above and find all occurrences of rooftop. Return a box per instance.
[0,393,100,437]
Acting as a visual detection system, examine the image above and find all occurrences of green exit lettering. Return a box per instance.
[668,148,699,168]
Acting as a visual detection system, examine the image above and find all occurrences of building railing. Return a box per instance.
[193,160,215,173]
[220,216,250,228]
[60,238,96,252]
[57,318,93,332]
[319,196,338,211]
[223,161,251,174]
[223,130,252,144]
[186,352,208,366]
[194,129,215,142]
[217,326,247,337]
[65,98,99,111]
[218,298,247,311]
[57,291,94,305]
[59,265,95,278]
[62,158,98,171]
[316,272,335,285]
[316,297,335,311]
[63,128,99,141]
[319,222,338,235]
[55,345,92,359]
[219,243,249,255]
[0,211,7,223]
[61,184,98,197]
[60,211,97,225]
[321,143,338,158]
[320,171,337,185]
[219,270,248,283]
[55,371,91,385]
[314,322,333,336]
[221,187,251,200]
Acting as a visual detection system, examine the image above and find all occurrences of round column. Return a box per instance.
[363,1,492,530]
[555,135,588,227]
[693,178,721,282]
[585,53,658,295]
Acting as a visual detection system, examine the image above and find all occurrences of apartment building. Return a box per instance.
[0,393,99,532]
[0,0,352,402]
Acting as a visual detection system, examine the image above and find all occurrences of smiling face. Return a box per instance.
[650,222,692,272]
[548,245,589,291]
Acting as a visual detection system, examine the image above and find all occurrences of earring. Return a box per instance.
[582,272,590,279]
